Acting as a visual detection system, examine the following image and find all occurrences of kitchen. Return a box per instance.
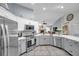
[0,3,79,56]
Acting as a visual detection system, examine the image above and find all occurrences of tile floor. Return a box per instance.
[22,46,70,56]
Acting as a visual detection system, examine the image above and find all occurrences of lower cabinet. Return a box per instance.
[18,39,27,55]
[21,39,27,53]
[54,37,62,48]
[36,36,40,46]
[61,38,65,49]
[63,38,79,56]
[36,35,54,45]
[36,35,79,56]
[49,36,54,45]
[39,36,50,45]
[69,40,79,56]
[63,39,72,53]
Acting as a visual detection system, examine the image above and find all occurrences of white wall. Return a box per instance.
[68,13,79,36]
[53,12,79,36]
[17,17,39,33]
[0,6,39,33]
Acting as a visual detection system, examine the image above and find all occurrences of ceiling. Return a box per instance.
[17,3,79,25]
[1,3,79,25]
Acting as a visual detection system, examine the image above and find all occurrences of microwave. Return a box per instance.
[24,25,34,30]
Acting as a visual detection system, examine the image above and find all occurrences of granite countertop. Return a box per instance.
[35,34,79,42]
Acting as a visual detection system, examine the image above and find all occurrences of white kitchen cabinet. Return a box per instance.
[26,37,36,53]
[63,39,72,53]
[38,36,44,45]
[18,40,21,55]
[69,40,79,56]
[35,34,79,56]
[61,38,65,49]
[49,36,54,45]
[21,39,26,53]
[39,36,49,45]
[30,38,35,45]
[36,35,54,45]
[18,39,27,55]
[36,36,41,46]
[54,37,62,48]
[63,38,79,56]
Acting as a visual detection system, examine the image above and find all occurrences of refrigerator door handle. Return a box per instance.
[5,25,9,48]
[0,24,3,56]
[5,25,9,53]
[1,24,7,56]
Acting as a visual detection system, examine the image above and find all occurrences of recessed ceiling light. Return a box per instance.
[61,6,64,8]
[57,5,64,9]
[43,7,46,11]
[31,3,35,5]
[57,6,60,8]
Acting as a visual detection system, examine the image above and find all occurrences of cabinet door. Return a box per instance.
[39,36,45,45]
[63,39,75,55]
[55,37,62,48]
[43,37,49,45]
[62,38,65,49]
[71,40,79,50]
[49,36,54,45]
[69,40,79,56]
[18,40,21,55]
[20,39,26,54]
[63,39,71,52]
[62,38,71,49]
[36,36,48,45]
[39,36,50,45]
[53,36,56,46]
[36,36,40,46]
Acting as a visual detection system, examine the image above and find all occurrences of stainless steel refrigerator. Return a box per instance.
[0,16,18,56]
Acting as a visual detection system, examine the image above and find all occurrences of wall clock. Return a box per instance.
[67,13,74,21]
